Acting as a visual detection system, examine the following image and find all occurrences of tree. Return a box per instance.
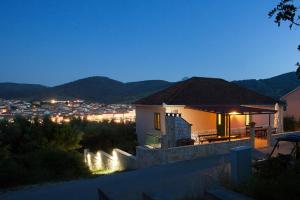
[269,0,300,78]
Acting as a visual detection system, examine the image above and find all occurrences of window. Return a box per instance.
[154,112,161,130]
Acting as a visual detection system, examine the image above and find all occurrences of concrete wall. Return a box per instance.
[84,148,137,172]
[84,150,115,171]
[281,87,300,119]
[113,149,137,171]
[136,105,166,145]
[136,138,250,168]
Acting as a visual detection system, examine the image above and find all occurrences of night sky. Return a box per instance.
[0,0,299,86]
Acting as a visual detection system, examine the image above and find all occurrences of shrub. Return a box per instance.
[236,157,300,200]
[0,149,90,188]
[284,116,297,131]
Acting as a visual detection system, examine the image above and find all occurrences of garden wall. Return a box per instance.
[84,148,137,172]
[136,138,251,168]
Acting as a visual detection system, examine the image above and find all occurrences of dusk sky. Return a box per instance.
[0,0,299,86]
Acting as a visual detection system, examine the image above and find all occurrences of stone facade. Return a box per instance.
[165,113,192,148]
[136,138,251,168]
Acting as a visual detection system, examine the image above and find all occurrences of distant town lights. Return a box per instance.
[50,99,57,104]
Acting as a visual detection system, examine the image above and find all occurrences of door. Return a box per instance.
[217,113,225,136]
[216,113,230,137]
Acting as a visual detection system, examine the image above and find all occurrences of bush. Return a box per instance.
[0,149,90,188]
[0,117,90,189]
[72,119,137,154]
[0,116,137,188]
[283,116,299,132]
[236,157,300,200]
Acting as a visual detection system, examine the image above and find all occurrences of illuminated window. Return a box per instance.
[245,114,250,126]
[154,113,161,130]
[217,114,222,125]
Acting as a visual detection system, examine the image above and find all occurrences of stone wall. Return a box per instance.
[136,138,251,168]
[165,113,192,148]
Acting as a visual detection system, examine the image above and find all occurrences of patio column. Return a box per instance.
[275,103,284,133]
[228,114,231,141]
[250,122,256,148]
[267,126,272,147]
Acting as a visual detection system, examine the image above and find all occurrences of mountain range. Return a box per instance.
[0,72,299,103]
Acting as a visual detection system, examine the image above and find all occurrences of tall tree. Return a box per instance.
[269,0,300,78]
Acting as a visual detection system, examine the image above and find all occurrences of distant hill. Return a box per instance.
[233,72,300,99]
[48,77,172,103]
[0,83,48,99]
[0,77,172,103]
[0,72,299,103]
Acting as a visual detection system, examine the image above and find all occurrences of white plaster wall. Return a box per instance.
[282,88,300,119]
[230,115,246,129]
[135,105,166,146]
[251,114,274,127]
[165,106,216,133]
[245,105,275,128]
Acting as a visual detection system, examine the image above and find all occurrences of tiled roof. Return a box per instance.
[135,77,277,105]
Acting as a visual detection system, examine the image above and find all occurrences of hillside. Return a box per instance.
[0,83,48,99]
[0,72,299,103]
[0,77,172,103]
[233,72,300,99]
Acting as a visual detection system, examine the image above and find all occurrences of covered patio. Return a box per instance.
[185,105,277,145]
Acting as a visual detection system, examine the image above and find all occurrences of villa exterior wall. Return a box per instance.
[165,106,216,133]
[281,87,300,119]
[135,105,166,145]
[245,105,275,128]
[251,114,274,127]
[230,115,246,129]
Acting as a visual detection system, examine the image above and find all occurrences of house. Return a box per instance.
[134,77,284,148]
[281,86,300,119]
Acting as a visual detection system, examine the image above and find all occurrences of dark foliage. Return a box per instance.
[237,157,300,200]
[70,118,137,154]
[0,117,89,188]
[0,116,137,188]
[269,0,300,78]
[0,149,89,188]
[284,116,300,131]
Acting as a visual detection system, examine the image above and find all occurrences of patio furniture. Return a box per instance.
[269,134,300,159]
[176,138,195,146]
[246,126,275,138]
